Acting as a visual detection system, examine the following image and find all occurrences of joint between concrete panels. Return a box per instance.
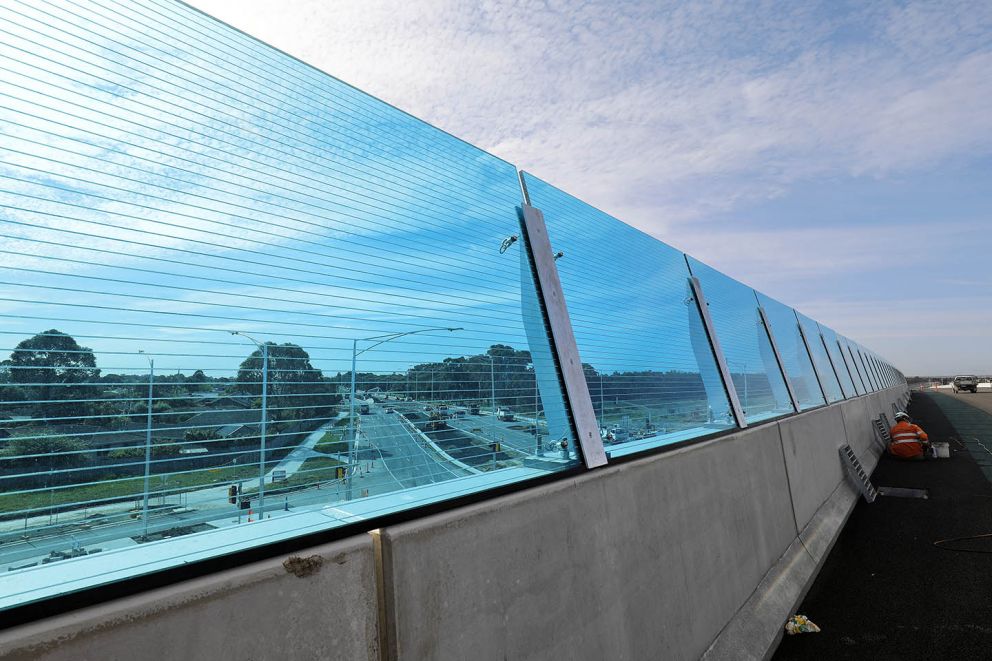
[371,529,396,661]
[774,422,801,538]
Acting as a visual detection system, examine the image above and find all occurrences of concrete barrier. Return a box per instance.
[0,536,379,661]
[0,385,908,661]
[377,422,795,661]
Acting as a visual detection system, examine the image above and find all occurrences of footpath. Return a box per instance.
[773,392,992,660]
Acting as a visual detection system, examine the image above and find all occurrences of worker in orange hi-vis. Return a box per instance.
[888,411,931,460]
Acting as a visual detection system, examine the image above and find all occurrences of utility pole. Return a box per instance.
[138,351,154,540]
[230,332,270,518]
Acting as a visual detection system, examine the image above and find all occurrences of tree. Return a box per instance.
[188,369,210,392]
[8,330,100,419]
[235,343,339,419]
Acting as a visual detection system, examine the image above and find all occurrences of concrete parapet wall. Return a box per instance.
[0,386,907,661]
[378,422,795,661]
[0,536,379,661]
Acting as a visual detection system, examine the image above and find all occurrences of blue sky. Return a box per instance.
[186,0,992,375]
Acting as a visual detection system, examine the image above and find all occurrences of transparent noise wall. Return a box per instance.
[523,174,737,457]
[0,0,905,612]
[0,0,577,608]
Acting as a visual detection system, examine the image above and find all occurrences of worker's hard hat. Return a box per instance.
[894,411,910,421]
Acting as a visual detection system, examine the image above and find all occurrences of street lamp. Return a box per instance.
[347,327,462,500]
[488,354,497,445]
[137,350,153,540]
[529,362,543,457]
[230,331,269,519]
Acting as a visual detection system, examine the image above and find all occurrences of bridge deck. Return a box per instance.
[774,391,992,659]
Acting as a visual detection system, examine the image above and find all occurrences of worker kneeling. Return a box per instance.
[888,411,930,460]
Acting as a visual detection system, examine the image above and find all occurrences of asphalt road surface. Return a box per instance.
[358,405,464,489]
[942,390,992,416]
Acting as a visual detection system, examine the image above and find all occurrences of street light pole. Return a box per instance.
[138,350,153,540]
[259,342,269,515]
[490,355,497,443]
[532,363,541,457]
[346,327,462,500]
[347,338,358,501]
[230,332,269,519]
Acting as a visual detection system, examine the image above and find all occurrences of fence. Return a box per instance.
[0,0,905,615]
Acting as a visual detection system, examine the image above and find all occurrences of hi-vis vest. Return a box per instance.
[888,421,928,458]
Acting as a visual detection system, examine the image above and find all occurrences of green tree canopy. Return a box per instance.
[8,330,100,419]
[235,343,338,418]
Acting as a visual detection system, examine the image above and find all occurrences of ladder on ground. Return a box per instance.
[839,444,877,503]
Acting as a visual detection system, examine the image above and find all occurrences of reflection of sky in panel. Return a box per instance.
[686,257,792,422]
[818,324,856,399]
[0,0,553,385]
[755,292,825,411]
[796,311,844,404]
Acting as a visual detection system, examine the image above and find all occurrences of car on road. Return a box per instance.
[607,426,629,443]
[952,375,979,393]
[384,407,395,413]
[359,403,371,414]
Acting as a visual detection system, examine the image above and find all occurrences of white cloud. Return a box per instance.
[9,0,990,375]
[185,0,992,228]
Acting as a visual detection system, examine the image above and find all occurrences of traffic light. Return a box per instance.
[228,484,238,504]
[335,466,346,480]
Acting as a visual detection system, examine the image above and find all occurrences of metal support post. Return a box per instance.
[758,307,799,412]
[796,320,829,403]
[687,276,746,428]
[836,340,860,395]
[517,199,607,468]
[847,345,868,392]
[818,332,847,399]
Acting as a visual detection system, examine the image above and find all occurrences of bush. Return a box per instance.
[108,447,144,460]
[9,434,87,468]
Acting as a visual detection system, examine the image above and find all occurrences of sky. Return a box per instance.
[183,0,992,376]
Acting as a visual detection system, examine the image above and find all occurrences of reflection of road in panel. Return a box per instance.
[360,408,462,490]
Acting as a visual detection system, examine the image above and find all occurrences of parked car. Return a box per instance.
[952,375,979,393]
